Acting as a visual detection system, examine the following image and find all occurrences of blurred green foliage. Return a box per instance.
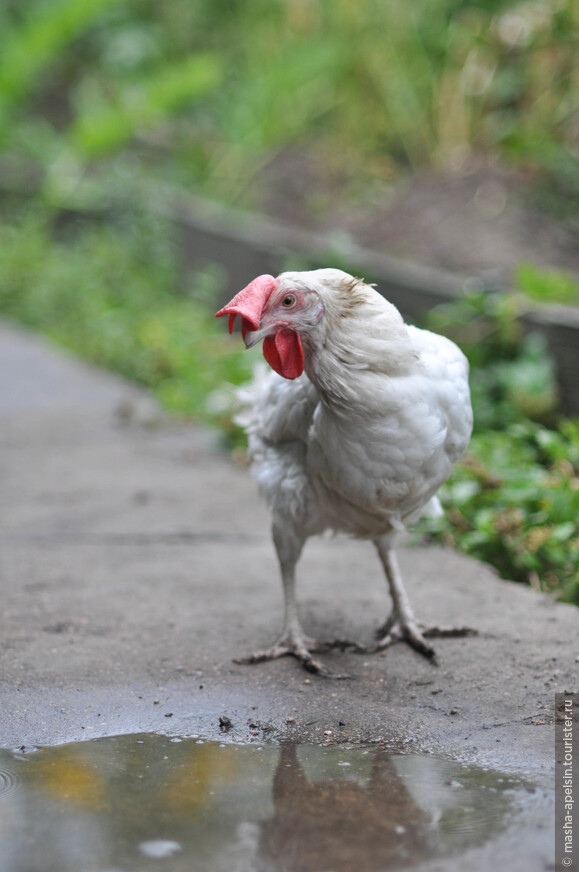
[0,203,255,434]
[0,0,577,210]
[427,289,561,428]
[422,290,579,603]
[0,0,119,111]
[515,262,579,306]
[70,54,223,157]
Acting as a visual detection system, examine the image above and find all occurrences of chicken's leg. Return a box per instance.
[373,538,476,662]
[235,521,352,677]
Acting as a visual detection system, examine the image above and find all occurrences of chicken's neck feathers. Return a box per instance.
[303,290,420,412]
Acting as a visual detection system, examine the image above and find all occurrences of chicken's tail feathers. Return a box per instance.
[421,495,444,519]
[395,496,444,536]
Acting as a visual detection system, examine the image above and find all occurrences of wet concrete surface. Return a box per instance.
[0,320,577,870]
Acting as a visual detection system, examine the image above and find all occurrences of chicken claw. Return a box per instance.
[372,541,477,663]
[374,617,478,663]
[234,634,356,679]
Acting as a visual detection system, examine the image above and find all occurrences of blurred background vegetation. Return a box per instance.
[0,0,577,600]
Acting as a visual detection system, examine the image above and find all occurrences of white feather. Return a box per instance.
[238,269,473,544]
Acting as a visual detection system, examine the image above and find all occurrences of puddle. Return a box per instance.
[0,734,535,872]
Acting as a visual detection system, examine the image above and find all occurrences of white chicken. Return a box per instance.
[216,268,474,676]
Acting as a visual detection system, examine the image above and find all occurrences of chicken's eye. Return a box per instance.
[281,294,297,309]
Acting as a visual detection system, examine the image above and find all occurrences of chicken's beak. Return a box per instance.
[243,326,270,349]
[243,330,259,349]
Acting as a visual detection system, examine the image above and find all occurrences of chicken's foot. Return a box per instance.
[235,521,356,677]
[373,539,477,663]
[373,617,476,663]
[235,633,353,678]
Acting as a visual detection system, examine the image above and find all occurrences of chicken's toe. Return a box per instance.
[234,635,351,678]
[376,621,437,661]
[375,618,477,662]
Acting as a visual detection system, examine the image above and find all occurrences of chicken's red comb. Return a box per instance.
[215,274,277,337]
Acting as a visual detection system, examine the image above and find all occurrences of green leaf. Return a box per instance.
[71,54,224,156]
[0,0,122,104]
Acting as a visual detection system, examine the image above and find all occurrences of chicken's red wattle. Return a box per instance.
[263,329,304,380]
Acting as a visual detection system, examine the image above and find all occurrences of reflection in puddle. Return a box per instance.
[0,734,533,872]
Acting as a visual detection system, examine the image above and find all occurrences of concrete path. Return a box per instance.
[1,319,577,870]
